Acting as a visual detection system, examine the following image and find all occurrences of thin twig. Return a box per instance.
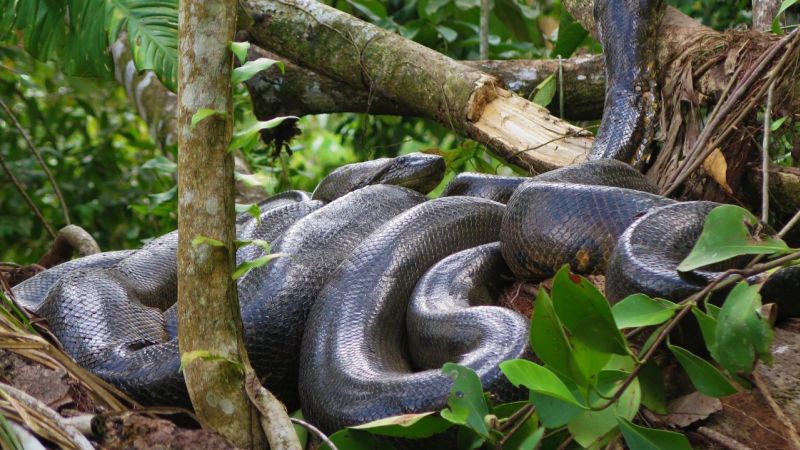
[761,82,775,223]
[696,427,754,450]
[479,0,489,60]
[0,382,94,450]
[289,417,338,450]
[752,372,800,449]
[0,97,71,225]
[778,208,800,238]
[0,149,56,238]
[496,404,536,449]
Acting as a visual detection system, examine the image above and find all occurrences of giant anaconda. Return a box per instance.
[10,0,799,439]
[14,155,799,434]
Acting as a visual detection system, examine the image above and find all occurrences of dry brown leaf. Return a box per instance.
[658,392,723,428]
[703,147,733,194]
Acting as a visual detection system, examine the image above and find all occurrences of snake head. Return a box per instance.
[312,152,445,201]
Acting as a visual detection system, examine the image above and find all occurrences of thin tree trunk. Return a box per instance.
[753,0,782,31]
[176,0,263,446]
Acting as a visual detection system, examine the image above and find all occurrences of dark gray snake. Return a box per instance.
[11,0,799,438]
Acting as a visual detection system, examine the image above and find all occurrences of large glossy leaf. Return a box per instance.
[500,359,585,409]
[678,205,791,271]
[612,294,678,329]
[714,282,774,376]
[63,0,113,77]
[109,0,179,91]
[551,266,628,355]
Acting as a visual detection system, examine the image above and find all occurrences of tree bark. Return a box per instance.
[753,0,782,31]
[176,0,263,446]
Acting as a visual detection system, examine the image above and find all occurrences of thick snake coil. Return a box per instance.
[15,155,798,436]
[11,1,799,440]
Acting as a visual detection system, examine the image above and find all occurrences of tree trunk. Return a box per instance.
[176,0,263,446]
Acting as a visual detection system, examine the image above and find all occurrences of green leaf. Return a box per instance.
[773,0,799,32]
[529,288,575,380]
[141,155,177,174]
[530,392,584,428]
[770,116,787,132]
[492,402,540,449]
[531,74,556,107]
[435,25,457,42]
[191,108,226,129]
[714,282,774,376]
[232,253,288,280]
[500,359,586,409]
[638,360,667,414]
[323,429,396,450]
[440,363,491,439]
[668,343,737,397]
[230,41,251,64]
[191,235,225,248]
[229,116,297,151]
[692,305,718,353]
[109,0,179,91]
[551,11,589,58]
[517,427,545,450]
[612,294,678,329]
[231,58,283,84]
[235,203,262,223]
[568,370,640,448]
[617,416,692,450]
[551,266,628,355]
[179,350,243,373]
[678,205,792,271]
[350,412,453,438]
[62,0,114,78]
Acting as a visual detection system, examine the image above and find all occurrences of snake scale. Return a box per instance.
[10,0,800,440]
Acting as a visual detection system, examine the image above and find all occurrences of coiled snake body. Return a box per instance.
[12,0,799,438]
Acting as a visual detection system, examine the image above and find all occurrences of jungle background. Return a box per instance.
[1,0,795,263]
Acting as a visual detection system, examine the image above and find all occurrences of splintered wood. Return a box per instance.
[469,89,593,174]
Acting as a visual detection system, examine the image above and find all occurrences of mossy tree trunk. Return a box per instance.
[176,0,263,446]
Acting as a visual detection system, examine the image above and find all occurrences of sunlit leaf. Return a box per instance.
[231,58,283,84]
[235,203,262,223]
[141,155,177,174]
[500,359,586,409]
[612,294,678,329]
[230,40,250,64]
[678,205,791,271]
[190,108,226,129]
[350,412,452,438]
[531,74,556,107]
[232,252,288,280]
[191,235,225,248]
[440,363,491,440]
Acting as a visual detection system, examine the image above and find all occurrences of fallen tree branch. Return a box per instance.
[242,0,594,173]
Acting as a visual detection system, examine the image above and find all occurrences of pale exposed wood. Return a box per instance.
[467,90,592,174]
